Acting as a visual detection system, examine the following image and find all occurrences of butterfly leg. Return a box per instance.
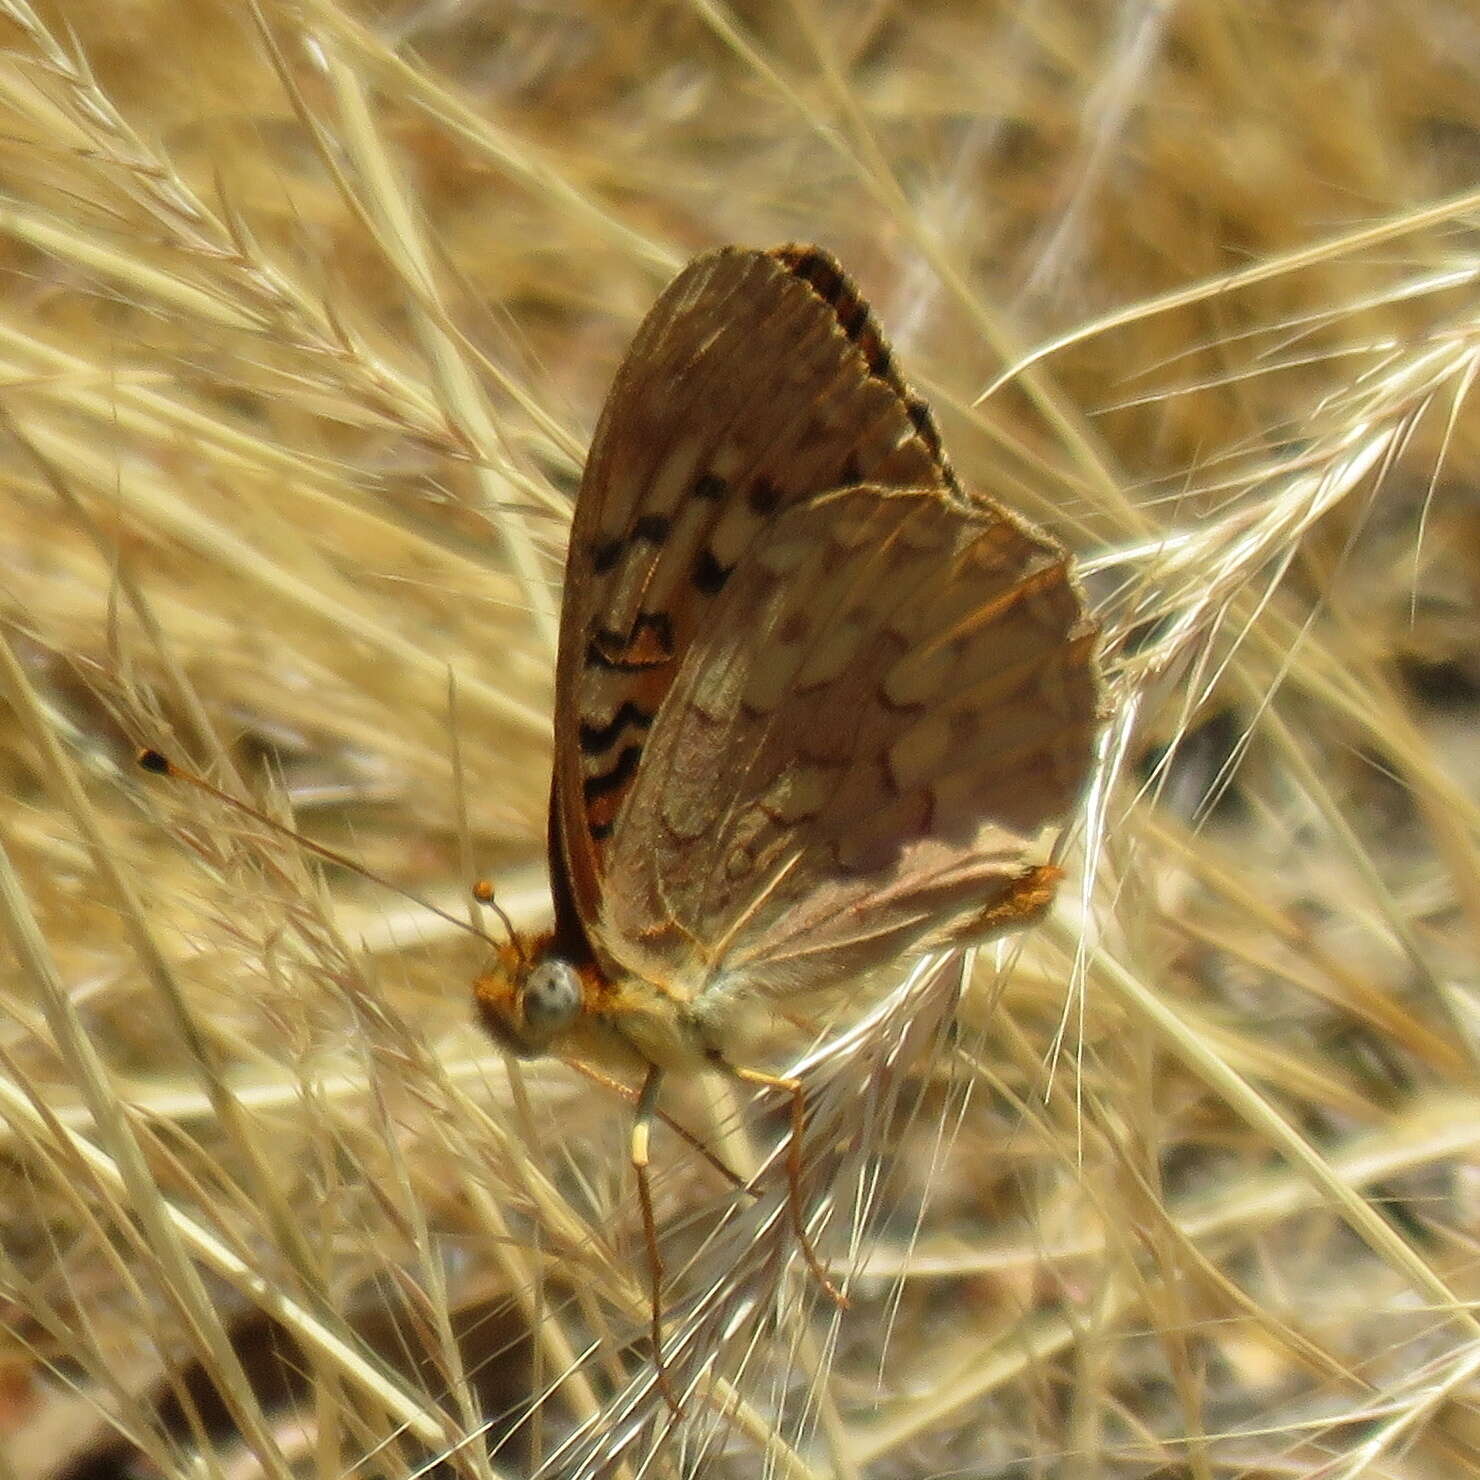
[631,1062,682,1416]
[730,1065,849,1311]
[572,1058,758,1196]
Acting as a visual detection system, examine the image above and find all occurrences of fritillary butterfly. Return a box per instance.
[474,244,1101,1395]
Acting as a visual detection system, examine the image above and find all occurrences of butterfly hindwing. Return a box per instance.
[596,484,1100,996]
[554,246,958,942]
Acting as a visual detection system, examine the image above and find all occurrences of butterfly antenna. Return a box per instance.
[137,749,503,951]
[471,878,526,963]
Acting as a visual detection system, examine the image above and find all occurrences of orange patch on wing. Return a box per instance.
[946,864,1065,945]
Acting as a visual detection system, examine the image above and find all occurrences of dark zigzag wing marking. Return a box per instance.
[551,245,959,941]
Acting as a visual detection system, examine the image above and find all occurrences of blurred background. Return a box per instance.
[0,1,1476,1476]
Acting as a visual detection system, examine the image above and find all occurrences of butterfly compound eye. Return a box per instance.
[520,960,583,1039]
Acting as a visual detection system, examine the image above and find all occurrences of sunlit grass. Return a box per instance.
[0,2,1476,1476]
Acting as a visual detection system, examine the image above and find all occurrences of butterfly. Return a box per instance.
[473,244,1100,1395]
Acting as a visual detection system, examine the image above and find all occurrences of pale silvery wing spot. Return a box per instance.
[472,241,1101,1400]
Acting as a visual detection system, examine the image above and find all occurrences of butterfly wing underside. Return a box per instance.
[552,243,1099,998]
[552,246,961,956]
[600,482,1100,997]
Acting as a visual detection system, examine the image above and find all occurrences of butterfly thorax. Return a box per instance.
[473,934,748,1072]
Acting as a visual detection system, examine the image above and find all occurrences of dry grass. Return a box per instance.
[0,1,1477,1476]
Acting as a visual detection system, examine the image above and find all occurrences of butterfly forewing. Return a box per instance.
[554,247,960,941]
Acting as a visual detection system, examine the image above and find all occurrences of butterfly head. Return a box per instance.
[474,936,591,1058]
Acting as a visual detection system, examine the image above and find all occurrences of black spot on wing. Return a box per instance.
[779,246,846,307]
[906,397,937,443]
[632,513,672,546]
[692,548,732,595]
[839,297,869,337]
[578,700,654,756]
[587,611,675,671]
[589,513,672,576]
[748,476,783,514]
[693,473,727,500]
[590,537,623,574]
[774,246,872,352]
[583,743,643,802]
[861,336,895,379]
